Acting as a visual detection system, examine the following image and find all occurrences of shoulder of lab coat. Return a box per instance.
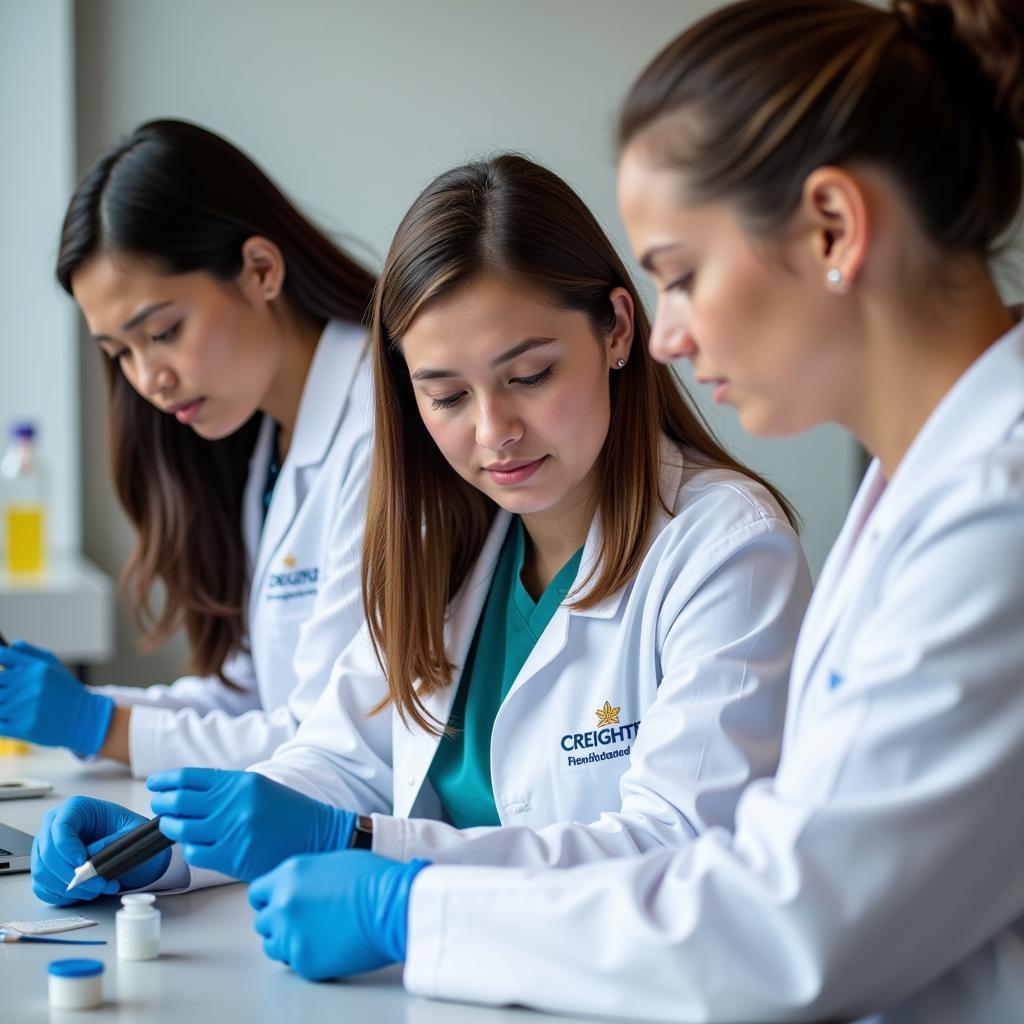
[95,321,372,777]
[403,324,1024,1023]
[372,438,810,866]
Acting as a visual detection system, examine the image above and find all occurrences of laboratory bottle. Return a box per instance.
[116,893,161,960]
[1,421,46,575]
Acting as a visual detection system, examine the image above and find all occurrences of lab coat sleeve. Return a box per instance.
[93,648,260,716]
[95,440,372,779]
[128,628,392,896]
[247,621,395,817]
[374,503,810,867]
[403,490,1024,1021]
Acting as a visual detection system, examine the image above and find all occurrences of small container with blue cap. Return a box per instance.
[48,958,104,1009]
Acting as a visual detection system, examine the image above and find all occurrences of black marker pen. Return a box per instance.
[66,817,174,892]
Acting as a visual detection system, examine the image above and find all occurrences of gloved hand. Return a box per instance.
[32,796,172,906]
[148,767,356,883]
[0,640,114,756]
[249,850,430,980]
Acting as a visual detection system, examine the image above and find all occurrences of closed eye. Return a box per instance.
[664,273,694,294]
[151,322,181,344]
[430,391,465,411]
[512,365,553,387]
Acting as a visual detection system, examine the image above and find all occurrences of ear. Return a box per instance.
[237,236,286,303]
[605,287,635,368]
[799,167,869,294]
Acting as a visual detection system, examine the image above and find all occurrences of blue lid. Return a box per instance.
[9,421,35,440]
[48,958,104,978]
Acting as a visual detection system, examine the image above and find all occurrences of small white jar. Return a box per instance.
[48,958,104,1010]
[116,893,161,960]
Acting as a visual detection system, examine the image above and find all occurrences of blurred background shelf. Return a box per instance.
[0,551,114,674]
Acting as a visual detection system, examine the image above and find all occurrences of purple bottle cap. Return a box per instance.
[9,421,35,440]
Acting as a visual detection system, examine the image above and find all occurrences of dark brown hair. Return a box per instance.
[56,119,377,682]
[363,154,795,733]
[618,0,1024,256]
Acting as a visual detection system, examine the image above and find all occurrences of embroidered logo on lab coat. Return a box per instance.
[561,702,640,768]
[266,554,319,602]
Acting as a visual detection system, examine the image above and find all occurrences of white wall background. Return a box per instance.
[64,0,866,682]
[0,0,77,553]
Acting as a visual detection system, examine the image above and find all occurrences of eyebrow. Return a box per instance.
[640,244,686,273]
[92,301,174,342]
[410,336,557,381]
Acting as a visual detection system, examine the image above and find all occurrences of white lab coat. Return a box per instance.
[237,439,811,868]
[402,320,1024,1023]
[95,321,372,777]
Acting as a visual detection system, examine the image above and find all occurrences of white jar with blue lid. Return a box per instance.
[48,958,104,1010]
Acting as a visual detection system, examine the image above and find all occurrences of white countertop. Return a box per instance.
[0,748,622,1023]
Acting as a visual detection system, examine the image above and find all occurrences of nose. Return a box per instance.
[133,352,176,400]
[649,292,697,365]
[475,392,524,451]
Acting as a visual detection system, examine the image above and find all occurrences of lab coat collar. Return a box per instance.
[435,432,686,662]
[286,319,368,470]
[569,434,686,619]
[869,314,1024,538]
[788,314,1024,705]
[247,320,367,598]
[412,509,514,740]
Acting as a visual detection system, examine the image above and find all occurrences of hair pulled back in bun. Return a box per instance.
[894,0,1024,135]
[619,0,1024,257]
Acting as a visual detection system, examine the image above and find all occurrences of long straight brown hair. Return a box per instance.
[363,154,795,733]
[56,120,377,682]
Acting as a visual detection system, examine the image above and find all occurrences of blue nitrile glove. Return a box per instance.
[31,796,172,906]
[248,850,430,980]
[147,767,356,883]
[0,640,114,756]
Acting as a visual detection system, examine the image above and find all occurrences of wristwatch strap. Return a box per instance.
[351,814,374,850]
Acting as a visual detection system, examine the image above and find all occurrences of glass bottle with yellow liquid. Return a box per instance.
[2,421,46,576]
[1,421,46,754]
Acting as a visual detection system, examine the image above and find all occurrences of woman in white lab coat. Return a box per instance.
[0,120,375,776]
[232,1,1024,1017]
[30,154,810,901]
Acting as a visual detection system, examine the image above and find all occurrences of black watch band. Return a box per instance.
[350,814,373,850]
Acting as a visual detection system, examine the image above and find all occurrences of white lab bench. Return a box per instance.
[0,552,114,673]
[0,748,637,1024]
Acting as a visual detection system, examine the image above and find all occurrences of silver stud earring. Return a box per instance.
[826,268,845,291]
[616,358,627,368]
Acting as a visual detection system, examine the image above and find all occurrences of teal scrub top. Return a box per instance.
[427,517,585,828]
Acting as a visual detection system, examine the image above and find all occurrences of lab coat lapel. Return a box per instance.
[787,462,886,715]
[392,509,513,818]
[250,322,366,604]
[241,415,276,583]
[789,318,1024,716]
[505,437,686,699]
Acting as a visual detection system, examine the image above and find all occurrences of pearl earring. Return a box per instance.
[616,359,627,368]
[826,268,845,291]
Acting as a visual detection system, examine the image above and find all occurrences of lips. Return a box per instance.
[695,376,731,405]
[483,455,548,486]
[483,458,542,472]
[166,397,206,424]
